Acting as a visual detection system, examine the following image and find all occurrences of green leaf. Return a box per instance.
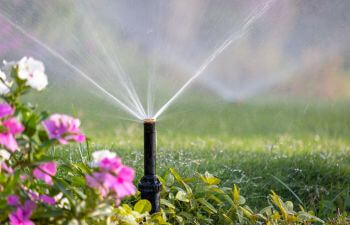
[221,213,234,224]
[175,215,184,223]
[72,163,91,175]
[161,199,176,209]
[181,180,193,196]
[260,206,273,216]
[170,168,183,183]
[26,115,40,137]
[38,130,49,142]
[270,191,288,220]
[158,176,169,193]
[198,198,218,214]
[71,187,87,200]
[134,199,152,213]
[223,193,235,206]
[176,190,189,202]
[165,173,175,186]
[179,211,193,220]
[285,201,294,212]
[239,206,255,220]
[70,176,86,187]
[200,171,221,185]
[208,194,223,205]
[55,179,75,204]
[233,184,245,205]
[209,186,226,194]
[39,110,50,120]
[298,212,325,223]
[151,212,169,224]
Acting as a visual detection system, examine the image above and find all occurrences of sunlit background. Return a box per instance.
[0,0,349,139]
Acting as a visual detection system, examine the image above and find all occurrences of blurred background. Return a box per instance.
[0,0,349,139]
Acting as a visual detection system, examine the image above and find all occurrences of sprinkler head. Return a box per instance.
[143,118,156,124]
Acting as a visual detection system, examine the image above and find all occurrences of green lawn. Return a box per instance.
[51,98,350,218]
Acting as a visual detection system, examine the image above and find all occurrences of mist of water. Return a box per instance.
[197,0,350,102]
[0,0,349,121]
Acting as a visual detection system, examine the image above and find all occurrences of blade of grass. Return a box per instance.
[271,174,304,206]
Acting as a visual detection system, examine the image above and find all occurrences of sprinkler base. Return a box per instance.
[138,175,162,213]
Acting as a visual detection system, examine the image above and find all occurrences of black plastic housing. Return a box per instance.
[138,120,161,213]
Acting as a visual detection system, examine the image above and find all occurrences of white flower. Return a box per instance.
[17,57,48,91]
[0,149,10,162]
[0,70,10,95]
[91,150,116,167]
[2,60,15,69]
[54,192,70,209]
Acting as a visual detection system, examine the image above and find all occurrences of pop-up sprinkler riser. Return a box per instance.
[138,118,161,213]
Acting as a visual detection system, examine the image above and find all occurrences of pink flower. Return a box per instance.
[42,114,85,144]
[112,166,136,198]
[27,190,39,201]
[9,200,36,225]
[0,133,18,152]
[23,200,36,212]
[86,164,136,200]
[1,162,13,174]
[0,103,14,118]
[7,195,20,206]
[9,208,35,225]
[115,199,121,206]
[99,157,122,173]
[4,118,25,134]
[40,195,55,205]
[0,118,25,152]
[86,173,110,197]
[20,174,28,181]
[33,162,57,186]
[86,172,118,197]
[91,150,116,167]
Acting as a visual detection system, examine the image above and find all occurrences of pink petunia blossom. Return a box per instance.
[4,118,25,134]
[86,172,116,197]
[20,174,28,181]
[8,200,36,225]
[9,208,35,225]
[86,163,136,200]
[40,195,56,205]
[91,150,116,167]
[0,118,25,152]
[42,114,85,144]
[33,162,57,186]
[23,200,36,212]
[0,103,14,118]
[112,166,136,198]
[86,173,110,197]
[115,199,121,206]
[1,162,13,174]
[27,190,39,201]
[99,157,122,173]
[7,195,20,206]
[0,133,18,152]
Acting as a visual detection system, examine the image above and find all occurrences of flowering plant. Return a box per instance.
[0,57,139,225]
